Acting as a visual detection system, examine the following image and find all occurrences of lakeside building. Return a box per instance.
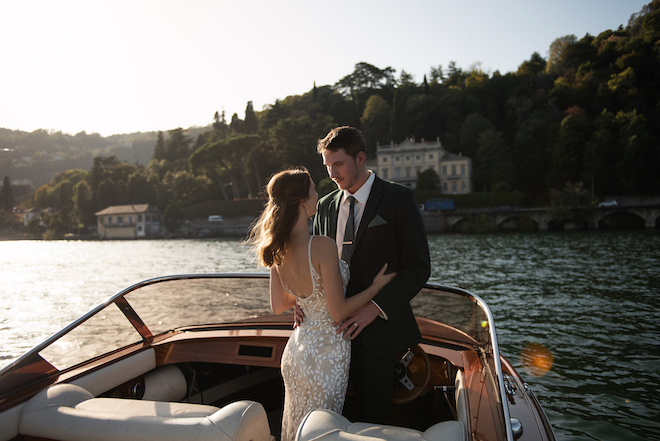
[372,138,472,193]
[95,204,164,239]
[22,207,52,226]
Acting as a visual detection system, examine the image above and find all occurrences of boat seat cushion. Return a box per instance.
[295,408,464,441]
[19,383,272,441]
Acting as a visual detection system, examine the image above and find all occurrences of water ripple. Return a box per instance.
[1,231,659,440]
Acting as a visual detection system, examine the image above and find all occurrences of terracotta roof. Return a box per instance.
[95,204,161,216]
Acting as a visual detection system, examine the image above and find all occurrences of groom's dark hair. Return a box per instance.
[317,126,366,159]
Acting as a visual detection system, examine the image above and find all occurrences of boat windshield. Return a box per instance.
[8,274,510,440]
[36,276,497,374]
[39,275,274,370]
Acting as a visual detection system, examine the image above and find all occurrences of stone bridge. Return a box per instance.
[421,202,660,232]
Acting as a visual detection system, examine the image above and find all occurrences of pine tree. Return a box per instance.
[0,176,15,211]
[153,131,166,160]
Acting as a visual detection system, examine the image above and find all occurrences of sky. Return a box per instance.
[0,0,650,137]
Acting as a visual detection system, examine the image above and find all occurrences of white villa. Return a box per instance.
[95,204,164,239]
[373,138,472,194]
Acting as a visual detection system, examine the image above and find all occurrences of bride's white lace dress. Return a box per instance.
[278,236,351,441]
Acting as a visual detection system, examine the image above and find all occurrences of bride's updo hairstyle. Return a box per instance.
[247,167,311,268]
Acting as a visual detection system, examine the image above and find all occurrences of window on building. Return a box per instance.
[405,168,411,177]
[146,215,151,222]
[451,165,456,175]
[429,154,434,159]
[452,182,457,193]
[461,181,466,191]
[137,225,142,232]
[461,164,466,175]
[395,156,400,162]
[442,182,448,192]
[395,168,401,178]
[442,165,447,176]
[107,217,112,226]
[405,156,410,161]
[415,166,421,175]
[416,155,421,160]
[137,215,143,222]
[383,168,389,179]
[117,216,124,226]
[128,215,133,225]
[382,157,388,163]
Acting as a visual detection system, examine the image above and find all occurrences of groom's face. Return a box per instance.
[322,148,362,193]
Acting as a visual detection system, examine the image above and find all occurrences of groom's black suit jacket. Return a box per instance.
[313,175,431,357]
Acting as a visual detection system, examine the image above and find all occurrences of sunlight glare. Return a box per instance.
[520,342,554,377]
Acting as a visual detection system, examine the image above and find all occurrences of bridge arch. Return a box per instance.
[496,214,539,231]
[595,210,645,229]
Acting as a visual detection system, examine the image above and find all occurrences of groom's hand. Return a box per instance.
[336,302,380,339]
[293,304,304,328]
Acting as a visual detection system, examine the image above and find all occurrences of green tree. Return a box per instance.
[474,130,515,191]
[0,176,14,210]
[213,110,230,139]
[190,134,262,200]
[550,114,591,188]
[416,168,440,191]
[459,114,495,159]
[163,201,184,232]
[244,101,258,135]
[153,131,166,160]
[583,110,618,196]
[164,128,193,162]
[512,116,556,193]
[268,114,335,183]
[162,170,213,207]
[614,109,656,193]
[546,35,578,76]
[390,86,412,143]
[73,179,95,228]
[360,95,391,158]
[335,62,396,118]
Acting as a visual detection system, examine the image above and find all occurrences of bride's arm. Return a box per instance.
[270,266,297,314]
[315,237,395,323]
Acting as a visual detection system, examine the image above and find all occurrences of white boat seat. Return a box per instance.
[295,409,464,441]
[19,383,273,441]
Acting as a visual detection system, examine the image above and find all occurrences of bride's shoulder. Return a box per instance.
[312,234,336,248]
[311,236,338,262]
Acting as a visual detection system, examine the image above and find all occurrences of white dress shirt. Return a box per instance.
[335,170,375,257]
[334,171,388,319]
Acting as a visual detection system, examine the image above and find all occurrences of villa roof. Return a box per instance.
[441,151,471,162]
[95,204,161,216]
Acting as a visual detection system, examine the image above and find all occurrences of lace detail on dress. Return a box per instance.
[279,236,350,441]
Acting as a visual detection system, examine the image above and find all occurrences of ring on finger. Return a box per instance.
[353,323,359,328]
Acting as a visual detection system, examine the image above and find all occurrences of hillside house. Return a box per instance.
[95,204,164,239]
[373,138,472,193]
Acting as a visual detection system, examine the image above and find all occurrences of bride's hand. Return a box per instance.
[372,263,396,289]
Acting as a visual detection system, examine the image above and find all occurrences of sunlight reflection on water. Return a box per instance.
[1,231,659,441]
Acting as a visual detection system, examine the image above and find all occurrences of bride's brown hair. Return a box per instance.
[247,167,311,268]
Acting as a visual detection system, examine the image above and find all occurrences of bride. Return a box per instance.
[247,167,395,441]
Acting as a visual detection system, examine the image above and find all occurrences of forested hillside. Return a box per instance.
[1,1,658,238]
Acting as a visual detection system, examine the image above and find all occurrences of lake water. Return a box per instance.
[1,231,659,440]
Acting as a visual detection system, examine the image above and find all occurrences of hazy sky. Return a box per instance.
[1,0,649,137]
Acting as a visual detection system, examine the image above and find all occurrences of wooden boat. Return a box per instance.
[0,274,556,441]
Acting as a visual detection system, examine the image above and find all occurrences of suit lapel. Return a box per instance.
[327,190,343,240]
[353,176,383,251]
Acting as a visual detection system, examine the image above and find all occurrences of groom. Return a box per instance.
[313,126,431,423]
